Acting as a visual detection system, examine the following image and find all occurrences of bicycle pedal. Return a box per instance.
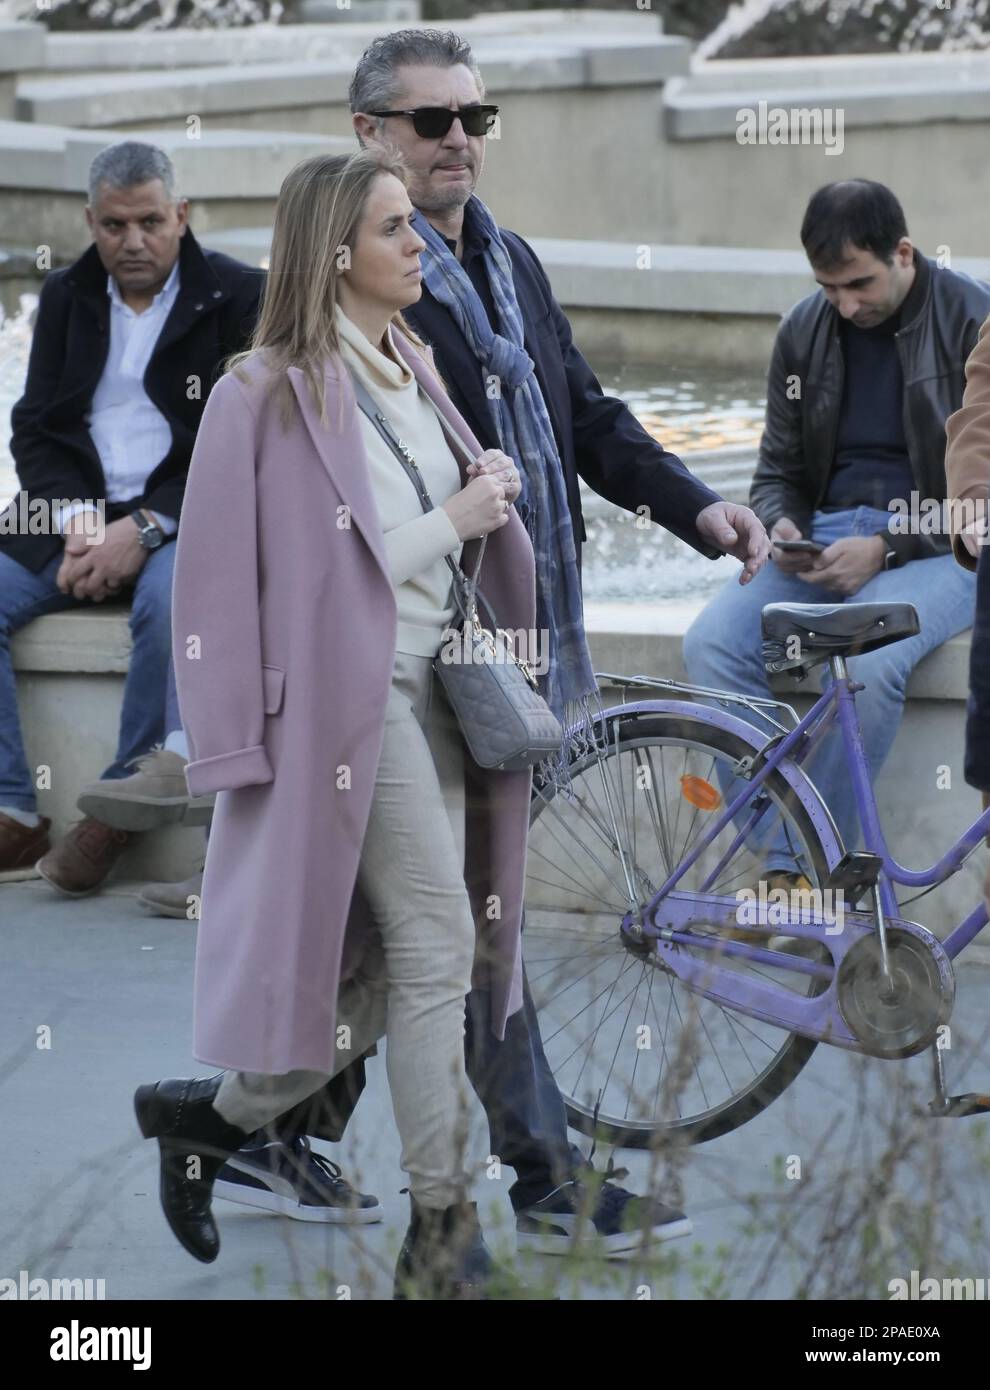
[929,1093,990,1118]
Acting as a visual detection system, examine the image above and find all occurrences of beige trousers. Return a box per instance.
[214,648,479,1208]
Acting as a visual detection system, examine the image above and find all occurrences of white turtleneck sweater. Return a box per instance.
[336,307,465,658]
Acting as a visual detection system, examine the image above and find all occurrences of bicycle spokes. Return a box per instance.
[526,715,830,1142]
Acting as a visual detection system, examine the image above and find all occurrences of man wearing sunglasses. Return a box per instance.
[212,28,769,1258]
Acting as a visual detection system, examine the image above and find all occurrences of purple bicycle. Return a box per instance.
[524,599,990,1149]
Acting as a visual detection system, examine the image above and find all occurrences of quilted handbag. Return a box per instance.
[350,375,563,771]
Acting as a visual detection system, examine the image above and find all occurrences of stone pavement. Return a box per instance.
[3,877,990,1302]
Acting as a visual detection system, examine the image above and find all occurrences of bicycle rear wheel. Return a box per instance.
[525,708,833,1147]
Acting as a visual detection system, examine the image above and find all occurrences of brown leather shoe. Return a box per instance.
[35,816,131,897]
[0,811,52,881]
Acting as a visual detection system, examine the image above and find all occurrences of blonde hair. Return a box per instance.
[227,148,430,427]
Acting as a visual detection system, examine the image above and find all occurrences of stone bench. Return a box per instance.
[10,607,204,887]
[11,601,986,949]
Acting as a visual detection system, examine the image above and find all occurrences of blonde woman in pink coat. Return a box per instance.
[134,149,536,1300]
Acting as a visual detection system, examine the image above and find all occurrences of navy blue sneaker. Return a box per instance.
[516,1178,691,1256]
[214,1136,383,1224]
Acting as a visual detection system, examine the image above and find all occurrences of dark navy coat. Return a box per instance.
[2,226,263,573]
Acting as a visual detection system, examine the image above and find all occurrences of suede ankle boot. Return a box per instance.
[394,1196,498,1300]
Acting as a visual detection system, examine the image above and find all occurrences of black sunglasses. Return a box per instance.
[367,104,499,139]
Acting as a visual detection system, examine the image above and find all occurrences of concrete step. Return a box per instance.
[0,117,74,190]
[201,227,990,320]
[17,60,354,129]
[666,52,990,140]
[38,9,665,74]
[0,119,348,196]
[689,51,990,93]
[201,224,821,316]
[16,34,686,131]
[0,21,45,75]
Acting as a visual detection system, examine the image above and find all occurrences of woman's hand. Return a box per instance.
[442,472,510,542]
[442,450,522,541]
[466,449,522,504]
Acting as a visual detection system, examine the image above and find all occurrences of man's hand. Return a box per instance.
[958,504,990,560]
[56,515,148,601]
[696,501,771,585]
[770,516,818,573]
[797,535,886,597]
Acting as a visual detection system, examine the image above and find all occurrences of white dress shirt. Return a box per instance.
[57,258,181,538]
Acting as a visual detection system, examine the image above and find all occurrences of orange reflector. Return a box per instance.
[680,774,722,811]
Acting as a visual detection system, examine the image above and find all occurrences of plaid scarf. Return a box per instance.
[412,197,603,781]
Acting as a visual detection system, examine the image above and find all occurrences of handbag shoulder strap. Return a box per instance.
[349,373,494,628]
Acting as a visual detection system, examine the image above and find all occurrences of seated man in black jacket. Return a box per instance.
[0,141,263,890]
[210,27,771,1257]
[685,179,990,891]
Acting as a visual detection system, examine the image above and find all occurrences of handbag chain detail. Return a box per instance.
[349,372,563,771]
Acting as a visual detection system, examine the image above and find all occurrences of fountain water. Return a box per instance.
[5,0,289,26]
[700,0,990,59]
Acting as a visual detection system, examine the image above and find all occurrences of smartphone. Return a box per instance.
[773,539,825,554]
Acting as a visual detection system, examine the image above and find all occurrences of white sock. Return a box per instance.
[163,729,189,760]
[0,805,41,828]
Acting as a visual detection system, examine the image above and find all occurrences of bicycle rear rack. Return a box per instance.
[593,671,802,737]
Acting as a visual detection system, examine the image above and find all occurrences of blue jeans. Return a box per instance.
[269,963,581,1212]
[682,507,977,872]
[464,967,581,1211]
[0,545,179,811]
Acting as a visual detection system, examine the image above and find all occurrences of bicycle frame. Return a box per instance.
[571,658,982,1054]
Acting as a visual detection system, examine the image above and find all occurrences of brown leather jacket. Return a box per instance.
[945,312,990,572]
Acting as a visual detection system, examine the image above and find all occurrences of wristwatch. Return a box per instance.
[131,508,165,550]
[876,535,898,571]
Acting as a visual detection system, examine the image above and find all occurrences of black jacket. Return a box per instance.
[1,226,264,573]
[404,228,723,573]
[750,256,990,566]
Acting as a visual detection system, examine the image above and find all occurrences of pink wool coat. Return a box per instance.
[171,331,536,1075]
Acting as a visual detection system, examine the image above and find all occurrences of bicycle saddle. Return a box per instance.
[761,601,920,675]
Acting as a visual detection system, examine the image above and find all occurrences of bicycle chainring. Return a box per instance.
[836,928,953,1059]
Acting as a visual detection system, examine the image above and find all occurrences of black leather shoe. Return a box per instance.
[394,1197,499,1300]
[134,1075,249,1263]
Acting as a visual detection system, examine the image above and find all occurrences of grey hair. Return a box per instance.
[87,141,178,206]
[348,27,485,117]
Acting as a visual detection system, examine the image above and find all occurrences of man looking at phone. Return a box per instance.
[684,180,990,888]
